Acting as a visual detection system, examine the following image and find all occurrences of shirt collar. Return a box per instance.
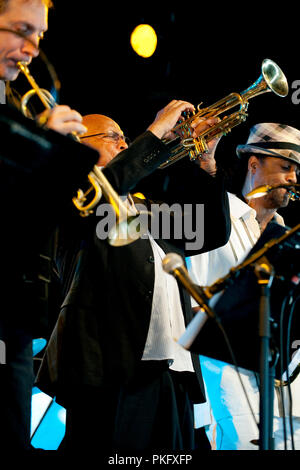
[228,192,257,219]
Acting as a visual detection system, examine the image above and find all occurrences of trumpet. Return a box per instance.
[246,184,300,201]
[159,59,289,169]
[72,166,150,246]
[17,62,147,246]
[17,61,56,118]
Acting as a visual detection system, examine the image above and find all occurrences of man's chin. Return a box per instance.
[275,194,290,208]
[266,191,290,209]
[1,66,19,81]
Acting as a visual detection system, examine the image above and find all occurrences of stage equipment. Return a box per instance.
[159,59,288,169]
[130,24,157,58]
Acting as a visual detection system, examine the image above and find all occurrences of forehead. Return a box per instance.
[83,115,123,135]
[0,0,48,28]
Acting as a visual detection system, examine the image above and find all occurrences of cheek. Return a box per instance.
[106,143,120,159]
[0,35,20,54]
[97,151,114,167]
[255,169,280,186]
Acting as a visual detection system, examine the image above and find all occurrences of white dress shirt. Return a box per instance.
[187,192,260,293]
[142,232,194,373]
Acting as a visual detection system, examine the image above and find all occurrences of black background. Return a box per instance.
[22,2,300,227]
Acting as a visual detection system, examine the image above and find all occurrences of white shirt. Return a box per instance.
[142,233,194,373]
[187,193,260,294]
[125,194,193,372]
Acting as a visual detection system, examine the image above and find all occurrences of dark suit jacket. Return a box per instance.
[0,104,99,334]
[36,134,231,407]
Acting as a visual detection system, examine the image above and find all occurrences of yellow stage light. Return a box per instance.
[130,24,157,58]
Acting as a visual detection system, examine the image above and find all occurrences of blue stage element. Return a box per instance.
[31,386,66,450]
[32,338,47,357]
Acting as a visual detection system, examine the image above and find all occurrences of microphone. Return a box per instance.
[162,253,215,316]
[162,253,217,349]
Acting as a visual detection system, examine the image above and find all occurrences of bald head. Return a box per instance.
[80,114,128,167]
[81,114,122,138]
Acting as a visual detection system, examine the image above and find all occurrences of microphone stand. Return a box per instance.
[205,223,300,298]
[253,257,275,450]
[197,224,300,450]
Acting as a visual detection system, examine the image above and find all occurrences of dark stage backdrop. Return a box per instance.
[22,2,299,227]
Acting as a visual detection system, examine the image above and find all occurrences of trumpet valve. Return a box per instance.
[189,149,196,161]
[188,138,209,161]
[196,137,209,158]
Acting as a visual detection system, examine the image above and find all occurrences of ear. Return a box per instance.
[248,155,260,173]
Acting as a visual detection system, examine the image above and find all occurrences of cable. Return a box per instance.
[279,294,290,449]
[285,292,300,450]
[278,285,300,450]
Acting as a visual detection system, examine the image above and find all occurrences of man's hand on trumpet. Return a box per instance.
[191,116,222,177]
[147,100,195,140]
[37,105,88,136]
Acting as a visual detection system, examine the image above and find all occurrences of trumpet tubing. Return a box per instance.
[17,61,80,142]
[17,61,56,117]
[72,166,149,246]
[159,59,289,169]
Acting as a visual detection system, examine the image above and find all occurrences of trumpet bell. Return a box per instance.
[261,58,289,98]
[108,214,149,247]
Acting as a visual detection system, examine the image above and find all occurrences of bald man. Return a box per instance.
[80,114,129,166]
[35,110,231,456]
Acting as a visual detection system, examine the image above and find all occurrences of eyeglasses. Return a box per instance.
[80,131,130,145]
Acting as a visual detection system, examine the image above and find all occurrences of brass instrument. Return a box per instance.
[72,166,149,246]
[159,59,289,169]
[246,184,300,201]
[17,61,56,119]
[17,62,147,246]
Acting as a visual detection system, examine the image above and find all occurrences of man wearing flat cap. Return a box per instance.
[237,122,299,231]
[186,122,300,450]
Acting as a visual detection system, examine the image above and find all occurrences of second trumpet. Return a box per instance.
[160,59,289,169]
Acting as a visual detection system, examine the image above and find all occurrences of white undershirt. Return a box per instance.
[142,232,194,373]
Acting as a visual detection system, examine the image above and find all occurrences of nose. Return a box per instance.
[21,36,40,59]
[118,137,128,151]
[287,170,297,184]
